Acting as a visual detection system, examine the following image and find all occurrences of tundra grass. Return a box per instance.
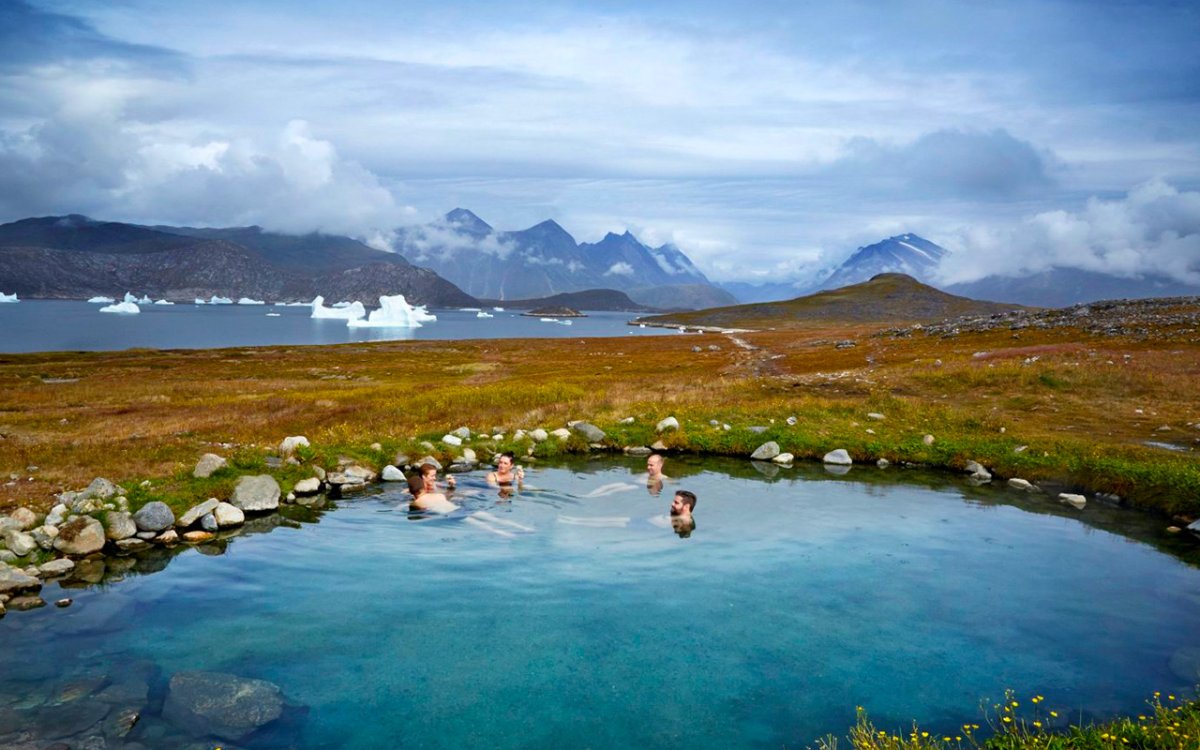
[0,318,1197,518]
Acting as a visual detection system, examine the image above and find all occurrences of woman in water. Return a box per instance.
[486,451,525,486]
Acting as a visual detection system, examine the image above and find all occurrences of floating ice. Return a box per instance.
[331,301,354,308]
[461,307,481,312]
[266,312,281,317]
[492,307,505,312]
[210,296,234,305]
[138,295,152,304]
[100,301,140,314]
[476,311,494,318]
[123,292,138,304]
[559,319,573,326]
[88,296,115,304]
[194,298,206,305]
[540,317,558,323]
[347,294,437,328]
[0,292,19,303]
[154,299,174,305]
[238,297,265,305]
[311,295,366,320]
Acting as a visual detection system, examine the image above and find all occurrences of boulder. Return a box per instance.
[0,565,41,595]
[772,452,795,464]
[343,465,377,483]
[619,416,635,424]
[823,449,853,466]
[176,499,220,528]
[442,434,463,447]
[656,417,679,433]
[163,671,284,742]
[866,413,885,421]
[461,448,477,463]
[415,456,442,470]
[9,507,37,531]
[294,476,323,493]
[571,422,606,442]
[154,529,180,545]
[381,466,405,482]
[231,475,281,512]
[279,435,310,457]
[1007,478,1036,492]
[922,434,935,446]
[451,426,471,440]
[624,446,652,456]
[45,503,68,526]
[104,511,138,541]
[750,441,780,460]
[529,428,548,443]
[38,558,75,577]
[550,428,571,440]
[1058,493,1087,510]
[53,516,106,555]
[876,458,890,468]
[31,524,59,549]
[81,477,120,500]
[2,528,37,557]
[964,460,992,480]
[134,501,176,532]
[200,513,220,532]
[193,453,227,478]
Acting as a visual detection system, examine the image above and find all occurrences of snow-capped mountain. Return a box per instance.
[817,233,948,291]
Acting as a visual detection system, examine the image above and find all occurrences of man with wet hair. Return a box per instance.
[669,490,696,538]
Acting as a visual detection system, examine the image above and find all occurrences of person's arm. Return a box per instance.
[486,471,499,485]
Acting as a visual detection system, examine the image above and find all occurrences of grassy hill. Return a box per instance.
[636,273,1028,329]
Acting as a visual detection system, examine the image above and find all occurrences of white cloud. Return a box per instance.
[398,221,516,262]
[604,261,634,276]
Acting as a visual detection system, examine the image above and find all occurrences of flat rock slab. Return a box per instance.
[163,671,284,742]
[750,441,780,460]
[231,475,281,512]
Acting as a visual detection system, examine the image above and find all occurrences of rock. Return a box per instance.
[52,516,106,555]
[619,417,635,425]
[513,429,526,440]
[9,507,37,530]
[461,448,477,463]
[922,434,935,446]
[1058,493,1087,510]
[8,594,45,610]
[772,452,794,464]
[876,458,890,468]
[279,435,310,457]
[56,597,72,607]
[82,477,119,500]
[176,499,220,528]
[451,426,471,440]
[751,441,780,460]
[748,426,768,434]
[624,446,652,456]
[650,440,668,451]
[550,428,571,440]
[115,538,150,552]
[31,524,59,549]
[1167,526,1181,533]
[370,442,383,452]
[381,466,405,482]
[70,494,105,515]
[416,456,442,470]
[442,434,463,446]
[193,453,227,478]
[529,428,549,442]
[823,449,853,466]
[1013,445,1028,454]
[786,416,797,426]
[0,565,41,595]
[343,465,377,483]
[200,513,219,532]
[571,422,606,442]
[0,550,15,563]
[393,453,410,468]
[1007,478,1036,492]
[45,503,68,526]
[2,528,37,557]
[291,478,321,498]
[182,530,215,543]
[154,529,179,545]
[964,460,992,480]
[163,671,285,742]
[1188,519,1200,537]
[134,501,176,532]
[38,558,75,577]
[313,465,327,480]
[866,413,885,421]
[231,475,281,512]
[656,416,679,433]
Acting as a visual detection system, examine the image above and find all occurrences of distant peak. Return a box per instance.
[443,208,492,233]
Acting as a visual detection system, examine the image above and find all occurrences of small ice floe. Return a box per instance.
[99,301,140,314]
[492,306,505,312]
[138,295,152,304]
[154,299,174,305]
[266,312,281,317]
[639,323,646,328]
[122,292,138,304]
[540,317,558,323]
[87,296,115,304]
[461,307,481,312]
[209,296,234,305]
[558,319,573,326]
[194,298,206,304]
[237,297,265,305]
[476,311,494,318]
[347,294,437,328]
[311,295,366,320]
[0,292,19,303]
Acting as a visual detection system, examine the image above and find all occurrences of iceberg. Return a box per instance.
[332,301,354,308]
[123,292,138,304]
[99,301,140,314]
[238,297,265,305]
[210,296,234,305]
[0,292,18,303]
[311,295,366,320]
[492,307,505,312]
[540,317,558,323]
[461,307,481,312]
[154,299,174,305]
[346,294,437,328]
[476,311,494,318]
[88,296,115,304]
[194,298,206,305]
[266,312,281,317]
[138,295,152,304]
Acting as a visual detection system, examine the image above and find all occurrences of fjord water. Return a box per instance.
[3,459,1199,749]
[0,301,669,353]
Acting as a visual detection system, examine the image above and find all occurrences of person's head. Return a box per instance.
[646,453,664,478]
[407,473,425,498]
[420,463,439,491]
[497,452,515,473]
[670,490,696,518]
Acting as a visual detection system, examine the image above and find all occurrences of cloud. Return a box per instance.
[604,262,634,276]
[937,180,1200,285]
[396,219,517,262]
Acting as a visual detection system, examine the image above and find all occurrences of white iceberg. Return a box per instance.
[559,319,573,326]
[346,294,437,328]
[461,307,481,312]
[540,317,558,323]
[476,311,494,318]
[238,297,265,305]
[311,295,366,320]
[266,312,281,317]
[332,301,354,308]
[154,299,174,305]
[0,292,19,303]
[99,301,140,314]
[138,295,152,304]
[210,296,234,305]
[194,298,206,305]
[88,296,115,304]
[123,292,138,304]
[492,306,505,312]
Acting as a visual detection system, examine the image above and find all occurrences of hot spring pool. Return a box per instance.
[2,457,1198,749]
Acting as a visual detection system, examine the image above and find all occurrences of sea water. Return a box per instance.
[0,301,670,353]
[1,458,1198,749]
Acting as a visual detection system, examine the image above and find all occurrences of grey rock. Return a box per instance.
[786,416,798,426]
[154,529,179,545]
[31,524,59,549]
[823,449,853,466]
[231,475,281,512]
[38,558,75,577]
[964,460,992,480]
[772,452,794,464]
[136,530,157,540]
[279,435,310,456]
[2,528,37,557]
[1187,519,1200,537]
[876,458,890,468]
[193,453,227,478]
[176,499,220,528]
[461,447,477,463]
[115,538,150,552]
[45,503,68,526]
[415,456,442,470]
[0,549,14,563]
[624,446,652,456]
[650,440,668,451]
[550,428,571,440]
[1058,493,1087,510]
[53,516,106,555]
[8,594,45,610]
[70,495,105,515]
[1007,478,1036,492]
[571,422,606,442]
[134,501,176,532]
[619,416,635,424]
[451,426,471,439]
[442,434,463,446]
[163,671,284,742]
[393,453,410,467]
[9,507,37,530]
[81,477,119,500]
[750,441,780,460]
[212,502,245,529]
[294,476,323,493]
[343,465,377,483]
[748,425,768,434]
[530,428,549,442]
[866,412,886,421]
[313,465,327,480]
[656,416,679,433]
[381,465,405,482]
[200,513,219,532]
[0,565,41,595]
[922,434,935,446]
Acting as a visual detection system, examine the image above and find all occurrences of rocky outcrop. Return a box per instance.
[163,671,284,741]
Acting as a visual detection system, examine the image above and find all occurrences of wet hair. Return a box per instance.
[419,463,438,477]
[675,490,697,511]
[407,473,425,497]
[498,451,515,462]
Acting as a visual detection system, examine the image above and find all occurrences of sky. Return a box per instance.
[1,0,1198,285]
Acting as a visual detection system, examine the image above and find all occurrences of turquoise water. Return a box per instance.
[2,458,1199,748]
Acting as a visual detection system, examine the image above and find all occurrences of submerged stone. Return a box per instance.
[163,671,284,742]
